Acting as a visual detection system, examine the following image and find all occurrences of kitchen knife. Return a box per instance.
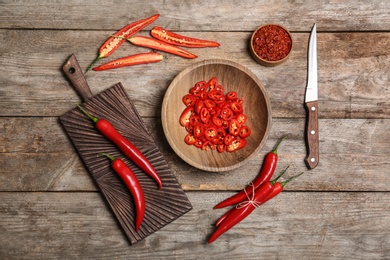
[304,23,319,169]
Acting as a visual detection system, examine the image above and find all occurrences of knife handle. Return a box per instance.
[63,54,93,102]
[304,100,319,169]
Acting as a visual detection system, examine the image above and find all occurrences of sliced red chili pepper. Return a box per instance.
[190,85,202,97]
[150,26,220,48]
[202,140,215,151]
[229,119,240,136]
[189,114,201,126]
[99,153,145,231]
[227,138,246,152]
[92,52,163,71]
[208,89,224,102]
[236,113,247,126]
[220,107,234,121]
[78,105,162,189]
[207,77,218,90]
[230,102,243,114]
[179,106,194,127]
[224,134,234,146]
[226,91,237,101]
[217,144,227,153]
[204,126,219,141]
[194,99,205,115]
[87,13,160,72]
[184,133,196,145]
[204,99,216,109]
[211,114,223,127]
[193,123,204,139]
[239,125,251,138]
[200,107,210,124]
[128,36,197,59]
[194,139,203,148]
[185,123,194,134]
[182,94,197,107]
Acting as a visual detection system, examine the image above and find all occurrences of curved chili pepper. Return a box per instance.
[86,13,160,72]
[151,26,220,48]
[214,166,289,227]
[92,52,163,71]
[78,105,162,189]
[208,181,275,244]
[213,136,286,209]
[98,153,145,232]
[208,168,294,243]
[128,36,197,59]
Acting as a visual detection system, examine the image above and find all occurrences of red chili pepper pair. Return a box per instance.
[77,105,162,189]
[208,168,304,243]
[98,153,145,232]
[180,77,251,152]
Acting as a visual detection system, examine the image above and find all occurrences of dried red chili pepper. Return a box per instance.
[213,136,286,209]
[128,36,197,59]
[150,26,220,48]
[86,13,160,72]
[92,52,163,71]
[98,153,145,232]
[77,105,162,189]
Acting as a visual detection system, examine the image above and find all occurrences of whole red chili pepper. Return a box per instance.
[214,166,289,227]
[128,36,197,59]
[150,26,220,48]
[98,153,145,232]
[213,136,286,209]
[209,169,297,244]
[86,13,160,72]
[78,105,162,189]
[92,52,163,71]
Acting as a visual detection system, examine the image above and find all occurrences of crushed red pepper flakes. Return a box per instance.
[252,25,292,62]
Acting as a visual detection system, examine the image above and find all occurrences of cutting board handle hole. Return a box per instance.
[68,67,76,74]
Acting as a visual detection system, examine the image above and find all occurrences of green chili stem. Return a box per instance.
[270,166,290,185]
[77,104,99,123]
[281,172,305,187]
[272,135,288,155]
[97,152,116,162]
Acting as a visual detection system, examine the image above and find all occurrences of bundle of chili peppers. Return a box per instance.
[77,105,163,231]
[208,136,304,243]
[87,13,220,72]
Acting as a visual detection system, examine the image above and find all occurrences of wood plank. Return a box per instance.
[1,30,389,118]
[1,191,389,259]
[1,0,390,31]
[1,117,390,192]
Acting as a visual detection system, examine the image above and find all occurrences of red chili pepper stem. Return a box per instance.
[97,152,116,162]
[269,165,290,184]
[271,135,288,155]
[77,104,99,123]
[279,171,304,188]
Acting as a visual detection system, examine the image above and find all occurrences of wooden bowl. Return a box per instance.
[250,24,293,67]
[161,59,272,172]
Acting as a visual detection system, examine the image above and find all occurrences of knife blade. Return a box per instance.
[304,23,319,169]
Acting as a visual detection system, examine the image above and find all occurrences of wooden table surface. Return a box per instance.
[1,1,389,259]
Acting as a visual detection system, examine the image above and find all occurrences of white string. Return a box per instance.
[236,182,262,209]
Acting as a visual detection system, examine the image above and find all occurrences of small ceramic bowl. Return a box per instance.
[250,24,293,67]
[161,59,272,172]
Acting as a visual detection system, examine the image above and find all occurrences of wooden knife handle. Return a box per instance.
[304,100,319,169]
[62,54,93,102]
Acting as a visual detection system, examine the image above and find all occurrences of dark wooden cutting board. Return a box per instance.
[59,54,192,245]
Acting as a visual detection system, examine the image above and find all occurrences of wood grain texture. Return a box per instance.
[1,192,389,259]
[1,0,390,31]
[1,30,389,118]
[1,117,390,192]
[60,84,192,244]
